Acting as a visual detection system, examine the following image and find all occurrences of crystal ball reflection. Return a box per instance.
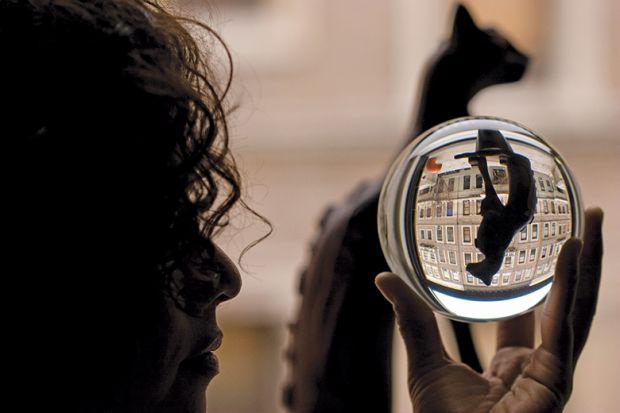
[378,117,583,322]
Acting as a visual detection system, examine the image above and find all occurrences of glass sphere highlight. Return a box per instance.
[378,117,583,322]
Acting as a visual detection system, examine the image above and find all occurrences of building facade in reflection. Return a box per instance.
[415,163,571,293]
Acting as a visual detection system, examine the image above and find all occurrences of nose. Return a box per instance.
[213,244,242,302]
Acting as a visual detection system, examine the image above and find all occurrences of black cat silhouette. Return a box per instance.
[285,5,529,413]
[413,4,528,136]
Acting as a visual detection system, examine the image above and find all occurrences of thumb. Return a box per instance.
[375,272,447,375]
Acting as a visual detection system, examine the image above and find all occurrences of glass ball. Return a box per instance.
[378,117,583,322]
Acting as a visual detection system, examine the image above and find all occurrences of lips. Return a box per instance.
[205,332,222,353]
[182,332,223,377]
[193,351,219,374]
[182,350,220,377]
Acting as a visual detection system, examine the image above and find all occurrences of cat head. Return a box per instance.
[447,4,529,95]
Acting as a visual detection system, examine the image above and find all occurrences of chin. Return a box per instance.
[151,357,221,413]
[156,373,212,413]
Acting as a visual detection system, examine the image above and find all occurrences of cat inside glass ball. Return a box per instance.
[378,117,582,322]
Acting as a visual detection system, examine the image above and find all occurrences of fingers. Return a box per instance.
[572,207,604,363]
[540,238,582,362]
[496,310,535,350]
[375,273,447,376]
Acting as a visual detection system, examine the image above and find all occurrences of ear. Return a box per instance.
[451,4,479,40]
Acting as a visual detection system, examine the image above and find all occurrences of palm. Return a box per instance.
[413,363,509,412]
[377,208,603,413]
[413,346,568,413]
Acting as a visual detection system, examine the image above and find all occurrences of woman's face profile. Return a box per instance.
[132,243,241,412]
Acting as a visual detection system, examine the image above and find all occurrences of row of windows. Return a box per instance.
[433,174,485,194]
[418,199,482,219]
[419,242,565,269]
[538,199,570,215]
[537,176,564,194]
[421,248,484,266]
[418,198,570,220]
[519,221,571,242]
[419,221,569,245]
[516,242,564,264]
[424,261,555,286]
[431,170,506,194]
[419,225,475,244]
[421,171,558,196]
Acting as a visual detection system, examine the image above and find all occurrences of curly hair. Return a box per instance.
[1,0,250,305]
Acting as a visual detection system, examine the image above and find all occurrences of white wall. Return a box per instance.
[175,0,619,153]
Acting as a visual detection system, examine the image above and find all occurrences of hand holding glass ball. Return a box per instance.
[376,117,603,412]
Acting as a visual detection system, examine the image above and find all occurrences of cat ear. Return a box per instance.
[451,4,479,40]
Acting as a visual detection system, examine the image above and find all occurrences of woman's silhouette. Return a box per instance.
[3,1,248,410]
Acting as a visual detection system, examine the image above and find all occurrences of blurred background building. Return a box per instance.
[170,0,618,412]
